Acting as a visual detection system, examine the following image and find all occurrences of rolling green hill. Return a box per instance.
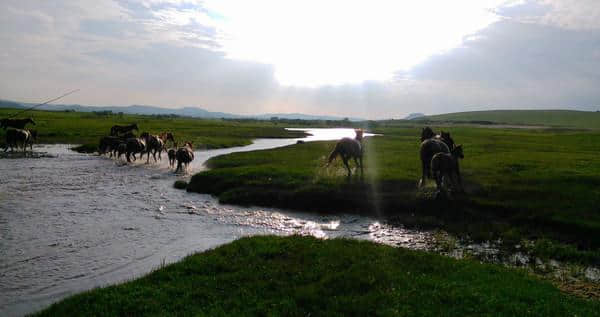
[420,110,600,129]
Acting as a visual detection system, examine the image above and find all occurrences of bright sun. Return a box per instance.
[202,0,510,87]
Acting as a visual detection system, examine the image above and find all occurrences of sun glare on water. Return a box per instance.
[201,0,509,86]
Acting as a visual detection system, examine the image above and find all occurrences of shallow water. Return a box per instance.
[0,128,434,316]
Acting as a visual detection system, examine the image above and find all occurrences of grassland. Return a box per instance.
[420,109,600,129]
[0,108,306,151]
[187,125,600,263]
[36,235,600,316]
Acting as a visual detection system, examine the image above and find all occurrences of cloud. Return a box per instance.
[1,0,600,119]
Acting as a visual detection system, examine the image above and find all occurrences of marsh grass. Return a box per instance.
[35,236,600,316]
[188,125,600,263]
[0,108,306,150]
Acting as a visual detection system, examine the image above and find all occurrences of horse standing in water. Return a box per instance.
[175,142,194,173]
[110,123,138,136]
[140,132,165,163]
[327,129,364,177]
[419,127,456,188]
[1,118,35,130]
[168,142,178,168]
[125,137,146,162]
[4,129,32,153]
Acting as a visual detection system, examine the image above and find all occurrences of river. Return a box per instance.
[0,128,433,316]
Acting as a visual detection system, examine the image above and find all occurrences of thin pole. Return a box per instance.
[6,89,80,118]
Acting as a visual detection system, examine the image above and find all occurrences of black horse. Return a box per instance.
[1,118,35,130]
[418,127,456,187]
[175,142,194,173]
[110,123,138,136]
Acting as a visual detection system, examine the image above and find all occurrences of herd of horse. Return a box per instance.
[2,117,462,193]
[327,127,464,193]
[99,123,195,173]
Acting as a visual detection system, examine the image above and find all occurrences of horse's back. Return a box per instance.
[420,139,450,162]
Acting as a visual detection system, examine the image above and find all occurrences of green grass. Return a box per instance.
[36,236,600,316]
[188,125,600,261]
[0,108,306,150]
[421,110,600,129]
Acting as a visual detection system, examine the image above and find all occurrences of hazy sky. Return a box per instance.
[1,0,599,119]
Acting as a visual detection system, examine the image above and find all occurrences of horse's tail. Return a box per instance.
[327,143,341,165]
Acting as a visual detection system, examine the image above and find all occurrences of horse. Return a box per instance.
[431,145,464,193]
[420,127,456,150]
[1,118,35,130]
[140,132,165,163]
[125,137,146,163]
[418,128,457,187]
[110,123,138,136]
[115,143,127,161]
[327,129,364,177]
[4,128,31,153]
[168,142,178,168]
[99,136,122,156]
[159,132,175,147]
[175,142,194,173]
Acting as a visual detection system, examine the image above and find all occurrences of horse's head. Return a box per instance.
[29,130,38,141]
[421,127,435,141]
[28,118,36,125]
[440,131,455,150]
[354,129,364,141]
[167,132,175,142]
[452,144,464,159]
[185,141,193,150]
[140,132,150,139]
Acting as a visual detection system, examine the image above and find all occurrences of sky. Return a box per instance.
[1,0,599,119]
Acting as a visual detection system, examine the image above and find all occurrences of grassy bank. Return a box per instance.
[188,126,600,261]
[421,109,600,128]
[0,108,306,150]
[36,236,600,316]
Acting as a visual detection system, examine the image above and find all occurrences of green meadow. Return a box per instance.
[188,124,600,264]
[421,109,600,128]
[36,236,600,316]
[0,108,306,150]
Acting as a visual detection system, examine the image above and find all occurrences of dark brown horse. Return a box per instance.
[418,127,457,187]
[126,137,146,162]
[175,142,194,173]
[327,129,364,177]
[140,132,165,163]
[1,118,35,130]
[168,142,178,168]
[99,136,122,156]
[4,129,31,153]
[159,132,175,146]
[420,127,455,150]
[431,145,464,193]
[110,123,138,136]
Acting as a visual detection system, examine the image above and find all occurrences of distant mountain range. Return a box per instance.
[404,113,425,120]
[0,99,364,121]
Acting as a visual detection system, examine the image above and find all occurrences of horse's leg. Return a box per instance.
[434,170,443,192]
[419,160,428,187]
[342,156,351,177]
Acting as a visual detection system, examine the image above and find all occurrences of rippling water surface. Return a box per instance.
[0,129,433,316]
